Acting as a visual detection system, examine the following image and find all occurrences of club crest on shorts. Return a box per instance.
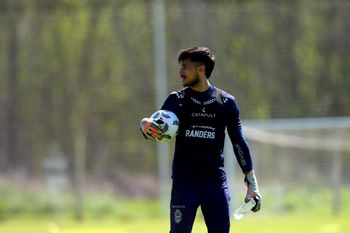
[174,209,182,223]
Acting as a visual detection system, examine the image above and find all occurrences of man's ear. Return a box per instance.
[198,64,205,74]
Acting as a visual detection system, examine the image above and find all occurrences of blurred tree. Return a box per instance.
[0,0,349,197]
[4,0,20,171]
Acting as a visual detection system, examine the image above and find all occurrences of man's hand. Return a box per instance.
[140,118,164,141]
[244,170,261,212]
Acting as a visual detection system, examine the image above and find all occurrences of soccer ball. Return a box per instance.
[150,110,180,142]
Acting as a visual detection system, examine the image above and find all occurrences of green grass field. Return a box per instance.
[1,186,350,233]
[0,213,349,233]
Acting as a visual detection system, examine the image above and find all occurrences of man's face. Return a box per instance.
[179,59,201,87]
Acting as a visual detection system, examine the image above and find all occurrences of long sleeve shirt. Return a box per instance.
[161,85,253,185]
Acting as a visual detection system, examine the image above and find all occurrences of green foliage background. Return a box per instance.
[0,0,349,220]
[1,0,349,174]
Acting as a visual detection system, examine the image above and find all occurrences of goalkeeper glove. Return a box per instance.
[244,170,261,212]
[140,117,164,141]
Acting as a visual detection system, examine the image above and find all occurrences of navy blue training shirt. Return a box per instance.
[161,85,253,184]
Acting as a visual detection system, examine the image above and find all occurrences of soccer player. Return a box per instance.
[140,47,261,233]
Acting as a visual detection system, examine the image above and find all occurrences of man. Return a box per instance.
[140,47,261,233]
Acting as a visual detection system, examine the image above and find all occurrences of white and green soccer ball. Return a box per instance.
[150,110,180,142]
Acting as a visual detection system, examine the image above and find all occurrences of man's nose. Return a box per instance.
[179,68,184,76]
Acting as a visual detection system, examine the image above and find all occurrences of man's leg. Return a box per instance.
[200,185,230,233]
[170,180,200,233]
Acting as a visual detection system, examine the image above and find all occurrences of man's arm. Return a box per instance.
[225,97,253,173]
[160,90,184,114]
[225,95,261,212]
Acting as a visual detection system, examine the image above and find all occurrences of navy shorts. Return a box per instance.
[169,180,230,233]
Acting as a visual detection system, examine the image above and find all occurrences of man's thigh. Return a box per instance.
[170,180,200,233]
[200,186,230,233]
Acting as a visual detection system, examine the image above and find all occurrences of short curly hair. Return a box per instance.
[178,47,215,78]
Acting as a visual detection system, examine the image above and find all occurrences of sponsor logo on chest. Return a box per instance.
[185,129,215,139]
[191,112,216,118]
[184,126,216,139]
[190,97,217,118]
